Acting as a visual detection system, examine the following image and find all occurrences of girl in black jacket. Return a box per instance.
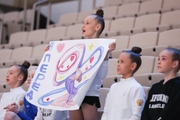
[141,47,180,120]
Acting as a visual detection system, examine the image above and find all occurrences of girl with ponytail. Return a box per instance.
[69,9,116,120]
[0,61,30,120]
[101,47,146,120]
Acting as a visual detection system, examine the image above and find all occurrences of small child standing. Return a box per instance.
[141,47,180,120]
[101,47,146,120]
[0,61,30,120]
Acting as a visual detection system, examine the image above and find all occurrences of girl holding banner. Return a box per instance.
[69,9,116,120]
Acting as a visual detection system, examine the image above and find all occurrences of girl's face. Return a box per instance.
[158,49,177,74]
[82,15,100,38]
[27,69,36,87]
[6,66,23,88]
[117,52,135,78]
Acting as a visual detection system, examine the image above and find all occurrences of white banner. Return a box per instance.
[26,39,115,110]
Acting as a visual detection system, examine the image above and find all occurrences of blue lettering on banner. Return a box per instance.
[27,90,33,100]
[32,82,41,91]
[40,64,48,73]
[43,54,51,62]
[27,53,51,100]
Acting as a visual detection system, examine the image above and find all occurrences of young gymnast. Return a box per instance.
[69,9,116,120]
[141,47,180,120]
[4,68,69,120]
[101,47,146,120]
[0,61,30,120]
[44,9,116,120]
[4,68,38,120]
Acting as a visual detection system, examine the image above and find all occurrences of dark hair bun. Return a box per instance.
[131,46,142,54]
[22,61,30,69]
[95,9,104,18]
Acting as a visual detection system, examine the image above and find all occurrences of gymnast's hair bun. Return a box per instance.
[22,60,30,69]
[131,46,142,54]
[95,9,104,18]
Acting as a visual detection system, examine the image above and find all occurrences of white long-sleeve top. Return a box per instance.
[0,87,26,120]
[101,77,146,120]
[34,107,69,120]
[86,60,109,96]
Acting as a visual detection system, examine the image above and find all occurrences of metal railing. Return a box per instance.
[31,0,51,31]
[0,19,3,44]
[22,0,28,31]
[78,0,96,12]
[92,0,96,8]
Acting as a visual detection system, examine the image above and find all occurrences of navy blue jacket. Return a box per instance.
[17,97,37,120]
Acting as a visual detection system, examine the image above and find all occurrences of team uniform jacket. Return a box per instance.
[101,77,146,120]
[0,87,26,120]
[17,97,37,120]
[141,76,180,120]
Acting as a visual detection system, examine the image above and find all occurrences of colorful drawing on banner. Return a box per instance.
[26,39,115,110]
